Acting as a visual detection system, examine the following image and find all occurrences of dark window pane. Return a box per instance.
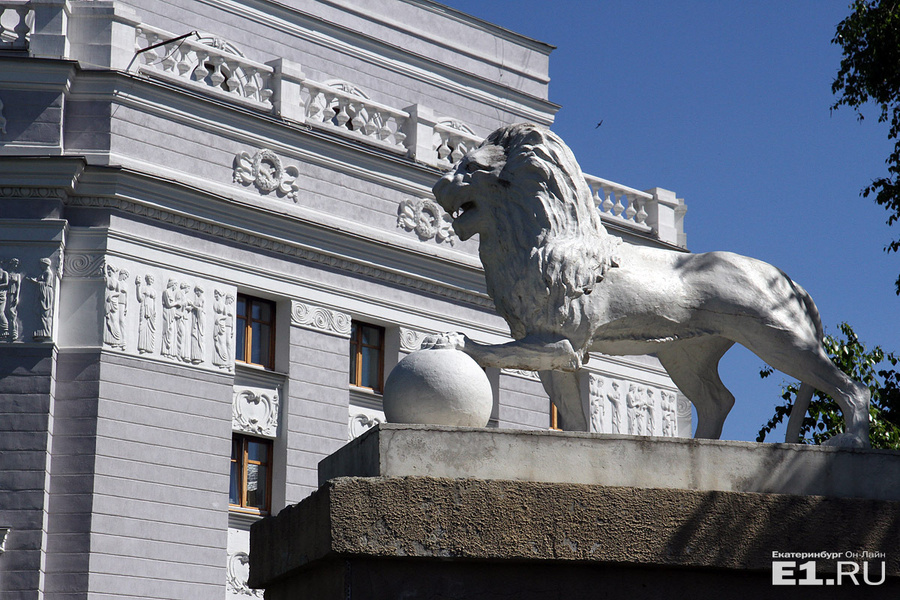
[253,300,272,322]
[361,325,381,347]
[229,459,240,505]
[349,347,357,385]
[235,320,247,362]
[237,296,247,319]
[258,324,271,367]
[360,347,380,390]
[248,440,268,463]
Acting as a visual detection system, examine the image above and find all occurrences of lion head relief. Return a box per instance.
[434,124,620,338]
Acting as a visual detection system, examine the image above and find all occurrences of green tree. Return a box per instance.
[832,0,900,292]
[757,322,900,449]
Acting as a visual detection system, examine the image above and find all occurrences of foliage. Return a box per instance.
[832,0,900,292]
[757,322,900,449]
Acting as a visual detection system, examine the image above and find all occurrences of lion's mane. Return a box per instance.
[476,124,621,342]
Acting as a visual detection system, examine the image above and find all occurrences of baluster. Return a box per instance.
[613,191,625,217]
[192,51,209,80]
[334,98,350,128]
[225,60,241,93]
[436,134,452,161]
[161,44,178,72]
[601,188,614,214]
[142,32,161,64]
[208,56,226,88]
[0,7,7,42]
[351,103,368,132]
[243,67,259,100]
[377,114,392,140]
[450,139,467,163]
[305,88,323,121]
[14,6,30,47]
[259,84,273,104]
[322,93,337,122]
[364,110,381,137]
[625,193,637,221]
[176,46,193,77]
[635,197,648,224]
[393,122,407,146]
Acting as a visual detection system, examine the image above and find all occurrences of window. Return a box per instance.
[349,321,384,393]
[230,434,272,513]
[235,294,275,369]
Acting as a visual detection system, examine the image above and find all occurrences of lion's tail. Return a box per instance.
[784,382,814,443]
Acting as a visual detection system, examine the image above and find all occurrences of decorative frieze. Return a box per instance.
[290,301,351,337]
[397,197,455,245]
[399,327,429,353]
[587,375,678,437]
[233,149,301,203]
[0,256,56,343]
[232,386,280,438]
[64,252,105,278]
[501,368,540,381]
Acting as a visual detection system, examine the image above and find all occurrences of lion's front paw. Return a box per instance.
[420,332,467,351]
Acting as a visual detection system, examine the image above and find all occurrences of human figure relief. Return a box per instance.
[661,391,677,437]
[177,282,191,362]
[626,384,641,435]
[161,278,180,358]
[103,264,125,349]
[0,261,9,339]
[4,258,22,341]
[213,290,230,369]
[645,388,657,436]
[191,286,205,364]
[27,258,54,341]
[135,274,157,354]
[607,381,622,434]
[589,376,605,433]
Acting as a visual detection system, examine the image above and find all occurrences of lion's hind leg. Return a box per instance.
[759,346,871,448]
[656,337,736,439]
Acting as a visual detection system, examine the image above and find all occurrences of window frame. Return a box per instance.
[235,294,276,370]
[349,320,385,393]
[229,433,273,515]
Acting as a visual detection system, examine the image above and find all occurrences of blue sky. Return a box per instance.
[441,1,900,442]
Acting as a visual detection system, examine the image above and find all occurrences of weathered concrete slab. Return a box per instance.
[319,424,900,502]
[250,475,900,598]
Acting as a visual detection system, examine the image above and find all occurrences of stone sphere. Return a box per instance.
[383,348,493,427]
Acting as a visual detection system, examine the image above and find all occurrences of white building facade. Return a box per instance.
[0,1,690,598]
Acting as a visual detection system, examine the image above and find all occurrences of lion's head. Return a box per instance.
[433,123,620,340]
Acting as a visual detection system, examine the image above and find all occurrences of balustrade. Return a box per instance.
[300,79,408,152]
[7,10,681,245]
[433,121,482,167]
[584,174,654,234]
[0,0,32,49]
[134,24,275,108]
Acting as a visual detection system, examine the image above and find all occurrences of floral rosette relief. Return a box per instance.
[397,197,455,245]
[233,149,301,203]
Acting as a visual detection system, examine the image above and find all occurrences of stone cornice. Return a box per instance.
[65,194,494,309]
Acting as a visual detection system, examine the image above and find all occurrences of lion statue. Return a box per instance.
[428,123,870,448]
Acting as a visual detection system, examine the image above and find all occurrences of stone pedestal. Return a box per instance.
[250,426,900,599]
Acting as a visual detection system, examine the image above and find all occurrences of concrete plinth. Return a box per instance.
[251,426,900,599]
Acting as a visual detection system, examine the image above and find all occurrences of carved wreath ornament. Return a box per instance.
[233,149,301,202]
[397,197,455,245]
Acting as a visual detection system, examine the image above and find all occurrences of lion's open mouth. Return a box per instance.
[453,201,476,219]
